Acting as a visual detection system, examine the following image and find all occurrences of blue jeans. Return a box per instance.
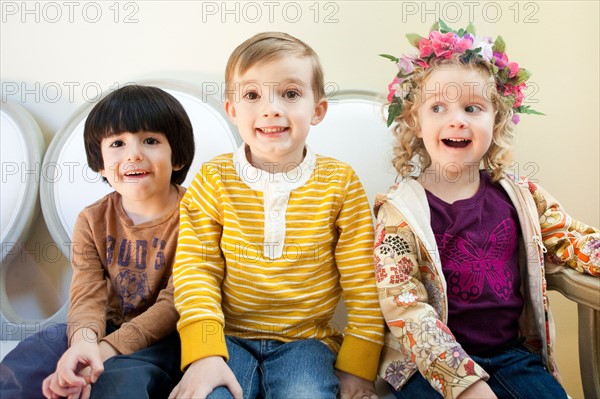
[0,322,182,399]
[390,344,568,399]
[208,336,339,399]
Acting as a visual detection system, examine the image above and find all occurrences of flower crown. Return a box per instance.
[381,20,543,127]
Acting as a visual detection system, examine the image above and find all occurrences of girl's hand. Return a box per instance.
[336,370,378,399]
[458,380,498,399]
[168,356,243,399]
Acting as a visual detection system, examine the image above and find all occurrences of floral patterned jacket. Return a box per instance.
[374,174,599,398]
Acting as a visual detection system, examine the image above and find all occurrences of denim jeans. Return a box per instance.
[0,322,182,399]
[208,336,339,399]
[389,344,568,399]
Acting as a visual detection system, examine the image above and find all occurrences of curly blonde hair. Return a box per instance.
[391,55,515,182]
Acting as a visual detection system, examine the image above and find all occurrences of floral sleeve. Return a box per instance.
[528,181,600,276]
[374,196,489,398]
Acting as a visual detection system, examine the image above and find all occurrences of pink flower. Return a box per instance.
[415,59,429,68]
[397,55,415,74]
[504,82,526,108]
[455,36,473,53]
[511,114,520,124]
[507,62,520,78]
[418,38,433,58]
[430,31,457,59]
[387,76,406,102]
[494,52,508,68]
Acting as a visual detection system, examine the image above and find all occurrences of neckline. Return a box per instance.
[425,170,489,207]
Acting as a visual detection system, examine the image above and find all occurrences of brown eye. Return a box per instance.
[109,140,124,147]
[243,91,259,101]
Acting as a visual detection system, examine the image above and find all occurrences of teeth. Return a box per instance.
[260,127,286,134]
[125,171,145,176]
[445,138,470,142]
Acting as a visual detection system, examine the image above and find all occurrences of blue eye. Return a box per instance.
[432,104,446,113]
[466,105,483,113]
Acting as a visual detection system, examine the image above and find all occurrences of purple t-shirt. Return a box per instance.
[426,171,523,355]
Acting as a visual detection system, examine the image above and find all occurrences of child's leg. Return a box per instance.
[0,323,68,398]
[89,331,182,398]
[260,339,338,399]
[471,345,568,399]
[207,336,260,399]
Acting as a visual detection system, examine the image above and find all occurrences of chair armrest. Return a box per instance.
[546,265,600,399]
[546,267,600,311]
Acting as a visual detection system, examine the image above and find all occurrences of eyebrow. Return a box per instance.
[237,77,308,88]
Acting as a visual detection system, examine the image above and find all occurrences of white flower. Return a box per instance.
[473,36,494,61]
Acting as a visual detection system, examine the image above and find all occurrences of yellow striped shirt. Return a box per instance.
[174,146,384,380]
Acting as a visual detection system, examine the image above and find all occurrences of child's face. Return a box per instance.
[99,131,180,206]
[417,65,495,176]
[225,55,327,170]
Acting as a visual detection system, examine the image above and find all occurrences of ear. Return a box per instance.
[224,99,237,125]
[311,98,328,126]
[172,164,184,172]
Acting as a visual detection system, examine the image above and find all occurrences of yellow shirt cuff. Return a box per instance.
[179,319,228,370]
[335,335,383,381]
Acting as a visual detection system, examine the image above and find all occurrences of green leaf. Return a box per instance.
[515,106,545,115]
[491,64,499,75]
[438,20,452,33]
[457,28,465,37]
[406,33,424,48]
[514,68,531,85]
[387,102,403,127]
[430,21,440,33]
[379,54,399,63]
[466,22,476,35]
[493,36,506,53]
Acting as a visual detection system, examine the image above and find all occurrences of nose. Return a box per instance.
[261,95,282,118]
[448,111,469,129]
[126,141,143,162]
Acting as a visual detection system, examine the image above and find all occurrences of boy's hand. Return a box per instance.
[336,370,377,399]
[42,329,104,399]
[42,369,91,399]
[458,380,498,399]
[168,356,243,399]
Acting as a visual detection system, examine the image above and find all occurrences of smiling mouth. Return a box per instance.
[442,138,471,148]
[257,127,288,134]
[124,170,149,178]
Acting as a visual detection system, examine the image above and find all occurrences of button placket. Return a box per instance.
[263,179,290,259]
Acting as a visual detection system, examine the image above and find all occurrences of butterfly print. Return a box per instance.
[436,218,517,302]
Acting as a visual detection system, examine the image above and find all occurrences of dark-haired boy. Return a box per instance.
[0,85,195,398]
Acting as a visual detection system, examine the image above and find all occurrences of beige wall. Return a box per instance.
[1,1,597,397]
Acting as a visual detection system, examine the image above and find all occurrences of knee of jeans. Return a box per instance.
[270,378,338,399]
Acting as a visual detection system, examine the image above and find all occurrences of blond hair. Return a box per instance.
[225,32,325,102]
[392,55,515,182]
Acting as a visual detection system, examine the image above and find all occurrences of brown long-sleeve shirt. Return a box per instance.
[66,186,184,354]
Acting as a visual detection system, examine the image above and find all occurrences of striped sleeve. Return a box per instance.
[173,161,228,370]
[334,166,385,381]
